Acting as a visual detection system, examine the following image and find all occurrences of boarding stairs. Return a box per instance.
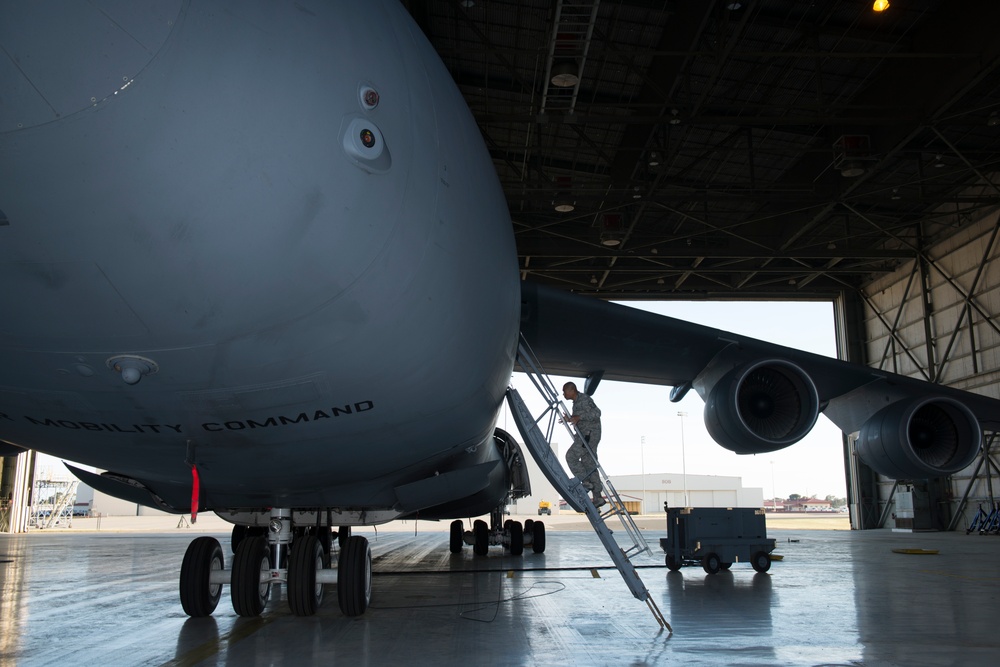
[506,338,669,630]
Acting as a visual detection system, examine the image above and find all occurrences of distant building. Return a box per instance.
[608,473,765,513]
[505,436,765,515]
[782,497,833,512]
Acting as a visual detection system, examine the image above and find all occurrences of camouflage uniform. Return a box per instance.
[564,392,603,497]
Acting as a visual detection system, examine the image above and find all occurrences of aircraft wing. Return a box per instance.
[519,281,1000,479]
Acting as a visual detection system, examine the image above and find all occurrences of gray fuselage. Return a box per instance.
[0,1,520,510]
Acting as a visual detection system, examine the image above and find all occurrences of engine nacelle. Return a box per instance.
[704,359,820,454]
[856,397,981,479]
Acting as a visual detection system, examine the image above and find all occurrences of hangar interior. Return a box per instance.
[3,3,1000,663]
[3,1,1000,537]
[401,0,1000,532]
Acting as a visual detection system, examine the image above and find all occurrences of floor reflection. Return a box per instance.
[665,569,774,627]
[2,528,998,666]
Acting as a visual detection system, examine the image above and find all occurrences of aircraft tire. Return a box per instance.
[665,555,681,571]
[231,525,265,554]
[473,520,489,555]
[701,552,721,575]
[317,526,333,567]
[509,520,524,556]
[231,536,271,617]
[523,519,535,535]
[720,562,732,570]
[751,551,771,573]
[338,536,372,616]
[288,535,325,616]
[231,525,247,554]
[531,521,546,553]
[179,536,224,617]
[449,520,464,553]
[337,526,352,549]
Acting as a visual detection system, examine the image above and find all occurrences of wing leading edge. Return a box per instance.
[519,282,1000,480]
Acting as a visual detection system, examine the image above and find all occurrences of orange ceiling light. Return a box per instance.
[873,0,890,11]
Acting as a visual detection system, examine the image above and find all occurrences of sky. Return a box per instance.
[502,299,849,501]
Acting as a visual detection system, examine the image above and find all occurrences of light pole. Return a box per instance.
[770,460,776,512]
[640,435,646,514]
[677,411,688,506]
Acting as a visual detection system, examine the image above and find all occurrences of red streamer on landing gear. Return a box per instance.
[190,465,200,524]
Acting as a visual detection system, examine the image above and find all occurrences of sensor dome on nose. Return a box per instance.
[341,116,391,173]
[107,355,159,386]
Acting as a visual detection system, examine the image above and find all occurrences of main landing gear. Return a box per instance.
[178,508,371,618]
[449,506,546,555]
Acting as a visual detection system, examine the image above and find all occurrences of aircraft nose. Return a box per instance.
[0,1,182,132]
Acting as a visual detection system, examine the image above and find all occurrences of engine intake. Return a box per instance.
[704,359,820,454]
[856,397,981,479]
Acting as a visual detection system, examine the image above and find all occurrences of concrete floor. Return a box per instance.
[1,519,998,667]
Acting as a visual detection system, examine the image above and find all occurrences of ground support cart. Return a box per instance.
[659,506,776,574]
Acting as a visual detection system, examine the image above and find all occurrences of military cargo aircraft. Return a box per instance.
[2,0,997,618]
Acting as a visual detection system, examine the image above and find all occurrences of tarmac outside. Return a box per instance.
[27,509,849,534]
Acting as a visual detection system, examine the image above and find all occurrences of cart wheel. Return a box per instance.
[665,555,681,571]
[701,552,721,574]
[751,551,771,573]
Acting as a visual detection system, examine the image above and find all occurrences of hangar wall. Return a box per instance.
[843,207,1000,530]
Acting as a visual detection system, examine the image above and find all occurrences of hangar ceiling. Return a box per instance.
[406,0,1000,299]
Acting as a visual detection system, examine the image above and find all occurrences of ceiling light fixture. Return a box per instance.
[550,60,579,88]
[833,135,873,177]
[726,2,743,10]
[988,112,1000,127]
[648,151,661,167]
[668,108,681,125]
[934,154,945,168]
[872,0,889,12]
[839,161,865,178]
[590,275,598,284]
[600,212,624,247]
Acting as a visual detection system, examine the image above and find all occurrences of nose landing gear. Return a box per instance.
[178,508,372,618]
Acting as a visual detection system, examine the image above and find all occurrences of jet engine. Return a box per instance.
[856,397,981,479]
[704,359,820,454]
